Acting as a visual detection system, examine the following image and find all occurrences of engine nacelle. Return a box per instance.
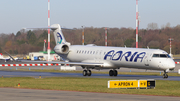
[54,44,69,54]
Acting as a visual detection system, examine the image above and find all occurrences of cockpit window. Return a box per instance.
[152,54,159,57]
[152,54,171,58]
[160,54,167,57]
[167,54,171,58]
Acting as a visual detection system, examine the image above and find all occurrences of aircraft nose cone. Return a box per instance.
[168,60,176,69]
[171,62,176,68]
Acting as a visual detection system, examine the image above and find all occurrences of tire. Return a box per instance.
[109,70,114,76]
[165,74,168,78]
[113,70,118,76]
[83,70,87,76]
[87,70,91,76]
[163,74,168,78]
[163,74,165,78]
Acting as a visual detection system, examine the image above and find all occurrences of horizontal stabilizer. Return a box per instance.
[23,26,73,31]
[23,27,58,30]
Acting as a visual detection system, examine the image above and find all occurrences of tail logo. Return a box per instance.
[57,32,63,44]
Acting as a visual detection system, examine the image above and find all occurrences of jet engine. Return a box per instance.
[54,44,69,54]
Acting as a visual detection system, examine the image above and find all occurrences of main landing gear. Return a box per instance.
[109,70,118,76]
[83,70,91,76]
[163,70,168,78]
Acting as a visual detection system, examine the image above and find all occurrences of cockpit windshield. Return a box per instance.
[152,54,171,58]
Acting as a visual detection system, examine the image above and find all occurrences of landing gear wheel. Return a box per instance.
[83,70,87,76]
[113,70,118,76]
[87,70,91,76]
[163,72,168,78]
[163,74,168,78]
[163,74,165,78]
[109,70,114,76]
[166,74,168,78]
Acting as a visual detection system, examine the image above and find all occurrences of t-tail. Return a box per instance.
[51,24,67,45]
[25,24,69,45]
[24,24,71,55]
[50,24,71,55]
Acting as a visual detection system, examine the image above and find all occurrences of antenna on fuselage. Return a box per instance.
[147,46,149,49]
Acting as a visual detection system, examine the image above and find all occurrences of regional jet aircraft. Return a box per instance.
[23,24,175,78]
[0,53,19,62]
[0,53,10,62]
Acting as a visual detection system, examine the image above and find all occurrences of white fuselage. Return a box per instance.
[55,45,175,71]
[0,55,10,61]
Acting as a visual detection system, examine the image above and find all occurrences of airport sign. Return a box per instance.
[108,79,155,89]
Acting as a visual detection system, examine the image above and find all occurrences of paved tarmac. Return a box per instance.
[0,60,180,81]
[1,70,180,81]
[0,88,179,101]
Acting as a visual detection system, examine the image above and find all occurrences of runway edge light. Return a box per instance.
[108,79,155,89]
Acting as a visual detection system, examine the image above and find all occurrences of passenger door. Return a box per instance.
[144,53,149,66]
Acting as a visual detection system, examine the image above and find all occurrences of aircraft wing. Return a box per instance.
[5,51,15,61]
[19,60,104,67]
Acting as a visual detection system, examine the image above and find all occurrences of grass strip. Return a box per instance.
[0,77,180,97]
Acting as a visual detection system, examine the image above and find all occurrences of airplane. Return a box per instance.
[0,53,10,62]
[0,53,19,62]
[22,24,175,78]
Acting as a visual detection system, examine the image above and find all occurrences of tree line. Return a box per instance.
[0,24,180,55]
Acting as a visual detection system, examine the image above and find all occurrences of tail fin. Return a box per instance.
[51,24,66,45]
[0,53,2,56]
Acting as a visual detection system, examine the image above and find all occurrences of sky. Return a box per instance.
[0,0,180,34]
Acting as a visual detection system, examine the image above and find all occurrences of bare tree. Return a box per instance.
[147,23,159,30]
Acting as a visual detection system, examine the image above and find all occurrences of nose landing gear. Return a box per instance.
[163,70,168,78]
